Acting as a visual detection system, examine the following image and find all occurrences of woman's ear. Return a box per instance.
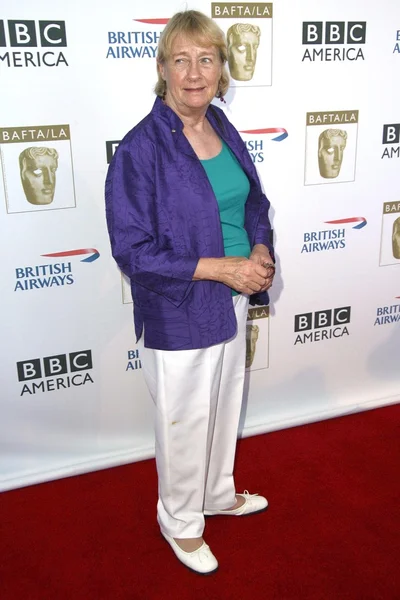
[157,60,165,80]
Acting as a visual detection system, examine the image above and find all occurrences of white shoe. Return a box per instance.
[204,490,268,516]
[161,532,218,574]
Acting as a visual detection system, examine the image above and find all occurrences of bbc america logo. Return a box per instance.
[0,19,68,67]
[302,21,366,62]
[106,140,120,164]
[294,306,351,345]
[17,350,93,396]
[382,124,400,160]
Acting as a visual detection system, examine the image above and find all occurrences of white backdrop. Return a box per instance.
[1,0,399,492]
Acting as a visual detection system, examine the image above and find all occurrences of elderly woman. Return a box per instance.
[105,10,275,574]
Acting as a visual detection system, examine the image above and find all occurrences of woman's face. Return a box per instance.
[159,34,223,115]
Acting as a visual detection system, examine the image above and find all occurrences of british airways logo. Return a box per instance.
[106,18,168,59]
[240,128,289,163]
[14,248,100,292]
[374,296,400,326]
[301,217,367,253]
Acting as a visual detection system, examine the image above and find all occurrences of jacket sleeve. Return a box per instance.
[239,137,274,261]
[105,139,198,307]
[253,189,274,261]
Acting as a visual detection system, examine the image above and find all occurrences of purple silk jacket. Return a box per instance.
[105,97,274,350]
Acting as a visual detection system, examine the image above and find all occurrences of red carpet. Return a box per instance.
[1,404,399,600]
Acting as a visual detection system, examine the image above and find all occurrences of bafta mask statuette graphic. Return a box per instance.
[227,23,261,82]
[318,129,347,179]
[393,217,400,259]
[19,147,59,205]
[246,324,259,368]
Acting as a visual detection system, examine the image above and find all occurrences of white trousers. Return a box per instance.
[138,293,249,539]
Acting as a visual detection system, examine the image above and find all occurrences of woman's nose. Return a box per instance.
[187,60,201,78]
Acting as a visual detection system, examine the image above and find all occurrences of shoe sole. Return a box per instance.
[204,505,269,517]
[160,534,219,576]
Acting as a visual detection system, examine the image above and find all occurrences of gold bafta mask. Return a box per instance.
[227,23,261,81]
[19,147,59,205]
[393,216,400,259]
[246,324,259,368]
[318,129,347,179]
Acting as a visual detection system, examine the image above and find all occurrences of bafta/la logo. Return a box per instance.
[381,124,400,160]
[246,305,269,371]
[211,2,273,87]
[14,249,100,292]
[374,297,400,326]
[302,21,366,62]
[0,125,76,214]
[0,19,68,68]
[304,110,359,186]
[239,127,288,163]
[379,201,400,266]
[106,18,168,59]
[301,217,367,254]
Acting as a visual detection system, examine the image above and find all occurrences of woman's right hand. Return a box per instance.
[193,256,270,295]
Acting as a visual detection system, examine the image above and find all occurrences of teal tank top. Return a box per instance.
[200,140,251,295]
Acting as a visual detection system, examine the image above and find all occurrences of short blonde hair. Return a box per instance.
[155,10,230,98]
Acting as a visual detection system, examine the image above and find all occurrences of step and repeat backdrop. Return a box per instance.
[1,0,399,491]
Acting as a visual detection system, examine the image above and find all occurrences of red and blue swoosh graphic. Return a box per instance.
[133,18,169,24]
[325,217,367,230]
[41,249,100,263]
[240,128,288,142]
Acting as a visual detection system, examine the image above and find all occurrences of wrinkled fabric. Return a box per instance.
[105,97,274,350]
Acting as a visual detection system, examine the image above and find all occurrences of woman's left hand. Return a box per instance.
[249,244,275,292]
